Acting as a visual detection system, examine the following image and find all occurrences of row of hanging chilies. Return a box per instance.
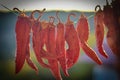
[14,1,116,80]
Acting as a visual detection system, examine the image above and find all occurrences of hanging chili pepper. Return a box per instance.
[103,0,118,55]
[95,5,108,58]
[46,16,62,80]
[38,21,50,58]
[30,9,51,68]
[65,13,80,69]
[76,13,89,42]
[14,8,38,74]
[56,11,69,76]
[39,21,61,59]
[77,13,102,65]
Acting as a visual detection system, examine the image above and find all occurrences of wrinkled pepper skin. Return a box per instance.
[95,6,108,58]
[15,14,38,74]
[103,2,118,55]
[77,13,102,65]
[39,21,62,59]
[46,17,62,80]
[56,11,69,76]
[81,41,102,65]
[32,20,50,68]
[29,9,50,69]
[65,13,80,69]
[56,23,68,76]
[76,14,89,42]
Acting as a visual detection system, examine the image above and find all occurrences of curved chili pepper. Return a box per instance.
[95,5,108,58]
[65,13,80,69]
[76,13,89,42]
[103,0,118,55]
[31,9,51,68]
[46,16,62,80]
[39,21,61,59]
[77,13,102,65]
[14,8,38,74]
[38,21,50,57]
[56,11,69,76]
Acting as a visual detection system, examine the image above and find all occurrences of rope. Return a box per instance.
[0,3,18,15]
[0,3,94,24]
[73,13,94,24]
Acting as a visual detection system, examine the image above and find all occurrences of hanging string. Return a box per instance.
[73,13,94,24]
[1,3,95,24]
[0,3,18,15]
[88,14,94,19]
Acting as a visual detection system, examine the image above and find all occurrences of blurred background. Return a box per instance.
[0,0,119,80]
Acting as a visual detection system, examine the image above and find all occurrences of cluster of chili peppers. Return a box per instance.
[95,0,119,56]
[14,0,117,79]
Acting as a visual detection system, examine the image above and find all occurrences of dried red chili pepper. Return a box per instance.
[14,8,38,74]
[103,0,118,55]
[76,13,89,42]
[65,13,80,68]
[38,21,50,57]
[77,13,102,65]
[95,5,108,58]
[30,9,51,68]
[39,21,60,59]
[46,16,62,80]
[56,11,69,76]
